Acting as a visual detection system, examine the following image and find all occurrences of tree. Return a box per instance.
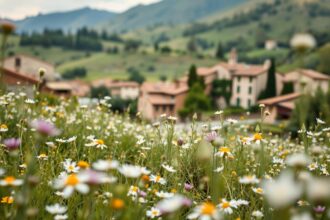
[187,37,197,53]
[317,43,330,75]
[128,71,145,84]
[215,42,224,59]
[188,65,198,88]
[90,86,110,99]
[62,67,87,79]
[159,75,167,82]
[179,83,211,119]
[259,58,277,99]
[211,79,232,107]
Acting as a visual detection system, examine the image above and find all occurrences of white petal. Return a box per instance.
[76,183,89,194]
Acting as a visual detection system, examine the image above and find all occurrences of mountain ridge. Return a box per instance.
[12,7,117,33]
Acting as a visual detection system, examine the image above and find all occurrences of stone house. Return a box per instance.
[4,54,58,81]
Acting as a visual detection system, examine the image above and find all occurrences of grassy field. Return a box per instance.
[0,91,329,219]
[56,52,218,82]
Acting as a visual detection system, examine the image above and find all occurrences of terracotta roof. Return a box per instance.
[5,54,54,68]
[65,80,90,97]
[91,79,139,88]
[46,82,72,91]
[1,67,39,84]
[217,62,268,76]
[141,82,188,95]
[258,93,301,105]
[299,69,329,81]
[278,101,295,110]
[197,67,216,76]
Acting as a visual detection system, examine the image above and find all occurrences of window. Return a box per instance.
[155,105,159,112]
[237,86,240,93]
[162,105,166,112]
[236,98,240,107]
[169,105,174,112]
[249,77,253,83]
[248,86,252,94]
[248,99,251,108]
[15,57,21,68]
[237,76,241,82]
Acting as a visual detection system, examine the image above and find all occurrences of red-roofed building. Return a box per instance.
[1,67,39,96]
[138,82,188,120]
[91,79,139,100]
[4,54,58,81]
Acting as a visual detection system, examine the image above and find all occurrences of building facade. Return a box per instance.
[4,54,58,81]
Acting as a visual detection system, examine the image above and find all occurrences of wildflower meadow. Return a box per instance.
[0,92,329,220]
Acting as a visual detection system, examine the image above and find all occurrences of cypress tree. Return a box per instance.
[215,42,224,59]
[265,58,277,98]
[188,65,198,88]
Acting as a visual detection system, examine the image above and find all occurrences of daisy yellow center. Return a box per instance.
[39,153,47,157]
[219,147,230,153]
[96,139,104,145]
[132,186,139,192]
[4,176,15,184]
[65,174,79,186]
[0,124,8,129]
[152,210,159,216]
[253,133,262,141]
[201,202,216,215]
[256,188,263,193]
[68,165,74,171]
[155,175,161,182]
[221,201,230,209]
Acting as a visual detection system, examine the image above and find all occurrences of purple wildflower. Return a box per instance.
[313,205,326,214]
[30,119,60,136]
[205,131,217,143]
[184,183,194,191]
[3,138,21,151]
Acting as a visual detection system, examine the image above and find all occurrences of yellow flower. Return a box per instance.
[65,174,79,186]
[0,124,8,130]
[201,202,216,215]
[220,201,230,209]
[96,139,104,145]
[77,161,89,169]
[111,198,125,210]
[219,147,230,153]
[253,133,262,141]
[1,196,14,204]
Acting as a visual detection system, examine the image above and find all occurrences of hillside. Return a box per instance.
[101,0,247,32]
[13,7,116,33]
[128,0,330,56]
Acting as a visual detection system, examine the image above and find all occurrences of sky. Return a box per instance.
[0,0,160,20]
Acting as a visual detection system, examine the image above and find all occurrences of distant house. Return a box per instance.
[1,67,39,96]
[91,79,139,100]
[4,54,59,81]
[67,80,91,97]
[279,69,329,94]
[43,81,72,97]
[200,49,270,109]
[259,69,329,123]
[138,82,188,121]
[259,93,301,123]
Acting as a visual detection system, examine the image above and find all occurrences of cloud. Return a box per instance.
[0,0,160,20]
